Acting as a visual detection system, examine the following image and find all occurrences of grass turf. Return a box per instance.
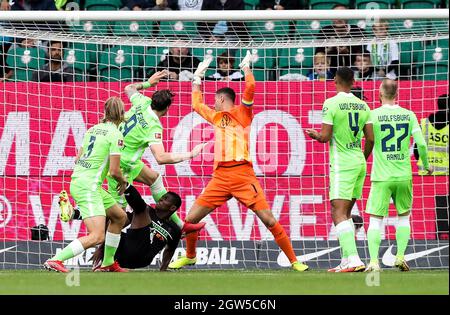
[0,269,448,295]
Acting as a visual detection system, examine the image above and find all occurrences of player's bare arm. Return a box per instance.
[160,243,178,271]
[109,154,127,195]
[124,70,169,99]
[363,123,375,160]
[150,143,206,165]
[306,124,333,143]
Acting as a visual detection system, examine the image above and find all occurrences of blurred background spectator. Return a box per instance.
[126,0,155,10]
[353,50,383,81]
[1,38,39,81]
[175,0,203,10]
[198,0,248,41]
[207,51,243,81]
[259,0,304,10]
[32,41,74,82]
[152,0,172,10]
[153,45,200,80]
[316,4,365,75]
[1,0,57,10]
[307,51,333,81]
[366,20,399,79]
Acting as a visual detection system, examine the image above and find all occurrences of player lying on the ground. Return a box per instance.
[306,67,375,273]
[90,184,186,271]
[61,70,205,235]
[109,70,205,235]
[45,97,129,273]
[168,52,309,272]
[365,79,432,272]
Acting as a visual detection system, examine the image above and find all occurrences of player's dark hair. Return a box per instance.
[216,87,236,103]
[151,89,174,112]
[165,191,182,210]
[335,67,354,87]
[437,94,448,111]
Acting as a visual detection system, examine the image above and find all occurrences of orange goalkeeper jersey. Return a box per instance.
[193,73,255,169]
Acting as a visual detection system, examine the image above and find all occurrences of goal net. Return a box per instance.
[0,8,448,270]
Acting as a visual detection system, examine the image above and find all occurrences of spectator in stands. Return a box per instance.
[153,45,200,81]
[353,50,383,81]
[259,0,304,10]
[0,37,37,81]
[152,0,173,10]
[1,0,57,10]
[307,52,333,81]
[174,0,204,10]
[126,0,155,10]
[32,41,74,82]
[207,51,243,81]
[315,4,365,75]
[366,20,399,79]
[198,0,248,42]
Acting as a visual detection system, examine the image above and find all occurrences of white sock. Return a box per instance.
[397,214,411,228]
[368,216,383,232]
[105,231,121,248]
[69,239,84,256]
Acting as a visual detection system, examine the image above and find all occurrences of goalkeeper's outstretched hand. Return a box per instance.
[239,50,253,70]
[193,55,213,85]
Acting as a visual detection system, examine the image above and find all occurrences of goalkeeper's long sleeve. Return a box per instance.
[124,184,148,214]
[242,73,255,106]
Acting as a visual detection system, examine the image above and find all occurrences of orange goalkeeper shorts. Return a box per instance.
[196,161,270,211]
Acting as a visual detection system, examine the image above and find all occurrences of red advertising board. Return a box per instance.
[0,81,448,241]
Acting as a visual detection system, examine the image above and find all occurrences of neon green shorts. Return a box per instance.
[70,182,117,219]
[107,159,145,208]
[329,164,366,201]
[365,180,412,217]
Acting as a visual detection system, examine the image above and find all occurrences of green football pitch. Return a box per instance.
[0,269,448,295]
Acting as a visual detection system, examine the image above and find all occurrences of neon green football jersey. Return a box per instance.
[119,93,163,171]
[71,122,123,190]
[370,104,424,181]
[322,92,372,171]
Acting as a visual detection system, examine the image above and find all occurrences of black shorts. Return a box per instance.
[114,227,160,269]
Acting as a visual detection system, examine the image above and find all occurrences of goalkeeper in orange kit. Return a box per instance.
[169,52,309,272]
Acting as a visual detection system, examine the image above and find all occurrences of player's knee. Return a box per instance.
[88,232,105,246]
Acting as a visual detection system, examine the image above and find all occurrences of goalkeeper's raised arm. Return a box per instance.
[239,51,256,107]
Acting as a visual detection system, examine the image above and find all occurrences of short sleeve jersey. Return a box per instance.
[370,104,422,181]
[119,93,163,169]
[72,122,123,190]
[322,92,372,171]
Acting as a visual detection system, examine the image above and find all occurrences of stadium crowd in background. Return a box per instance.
[0,0,448,83]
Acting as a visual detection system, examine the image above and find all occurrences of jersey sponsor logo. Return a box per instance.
[155,132,162,140]
[277,246,341,267]
[220,115,232,128]
[381,244,449,267]
[0,245,16,254]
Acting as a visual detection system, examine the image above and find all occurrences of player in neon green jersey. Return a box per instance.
[306,67,374,273]
[45,97,129,273]
[365,79,432,272]
[107,70,206,235]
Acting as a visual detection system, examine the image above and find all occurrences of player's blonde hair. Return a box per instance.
[102,96,125,125]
